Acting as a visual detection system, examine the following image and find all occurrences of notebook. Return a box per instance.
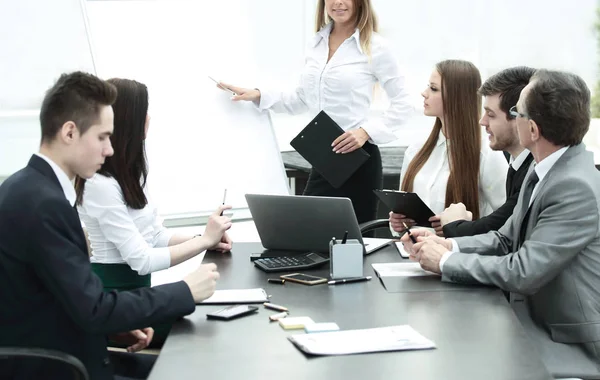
[290,111,370,189]
[373,189,435,227]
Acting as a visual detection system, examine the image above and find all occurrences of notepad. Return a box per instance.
[288,325,436,355]
[200,288,268,304]
[304,322,340,334]
[279,317,315,330]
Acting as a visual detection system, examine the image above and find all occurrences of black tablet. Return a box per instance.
[373,189,435,227]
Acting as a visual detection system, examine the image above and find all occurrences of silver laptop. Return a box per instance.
[245,194,391,254]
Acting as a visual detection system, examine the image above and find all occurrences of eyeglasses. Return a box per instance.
[509,105,531,119]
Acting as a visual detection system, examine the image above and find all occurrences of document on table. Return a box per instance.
[199,288,268,304]
[395,242,410,258]
[288,325,436,356]
[371,262,438,277]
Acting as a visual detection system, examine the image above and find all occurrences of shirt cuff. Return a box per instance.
[439,251,454,273]
[360,118,398,145]
[148,247,172,273]
[257,88,276,111]
[448,238,460,252]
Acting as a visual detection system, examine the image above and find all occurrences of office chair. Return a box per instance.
[0,347,89,380]
[359,219,394,238]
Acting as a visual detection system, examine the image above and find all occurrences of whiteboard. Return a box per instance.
[0,0,96,176]
[85,0,289,216]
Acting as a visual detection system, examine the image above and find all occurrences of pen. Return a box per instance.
[267,278,285,285]
[263,302,288,312]
[403,222,417,244]
[220,189,227,216]
[331,236,337,245]
[269,311,288,321]
[328,276,372,285]
[341,230,348,244]
[208,76,237,95]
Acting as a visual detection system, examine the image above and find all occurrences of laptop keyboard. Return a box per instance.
[253,252,329,273]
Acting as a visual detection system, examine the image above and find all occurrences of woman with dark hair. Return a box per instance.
[389,60,507,236]
[75,78,232,346]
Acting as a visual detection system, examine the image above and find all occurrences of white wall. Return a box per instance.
[1,0,599,181]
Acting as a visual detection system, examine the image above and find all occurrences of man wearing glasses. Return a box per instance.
[439,67,536,238]
[403,69,600,376]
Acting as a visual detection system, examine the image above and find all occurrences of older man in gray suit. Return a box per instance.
[402,69,600,378]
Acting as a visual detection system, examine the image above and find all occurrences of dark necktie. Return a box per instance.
[506,164,516,195]
[517,170,539,247]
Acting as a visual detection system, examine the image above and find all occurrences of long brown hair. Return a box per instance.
[314,0,378,56]
[401,60,482,219]
[75,78,149,209]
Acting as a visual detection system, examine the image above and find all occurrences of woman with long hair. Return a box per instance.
[389,60,507,236]
[218,0,414,224]
[75,78,232,346]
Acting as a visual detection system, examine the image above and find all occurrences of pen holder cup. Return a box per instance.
[329,239,363,279]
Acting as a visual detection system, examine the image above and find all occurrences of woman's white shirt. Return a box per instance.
[258,22,414,145]
[78,174,173,276]
[399,130,508,217]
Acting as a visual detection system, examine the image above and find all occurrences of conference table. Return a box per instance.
[148,241,553,380]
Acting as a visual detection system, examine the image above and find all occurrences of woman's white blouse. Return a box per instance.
[258,22,414,145]
[399,130,508,217]
[78,174,173,276]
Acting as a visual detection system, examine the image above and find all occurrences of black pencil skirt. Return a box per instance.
[302,142,383,224]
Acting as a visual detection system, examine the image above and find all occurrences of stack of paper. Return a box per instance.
[288,325,435,355]
[371,262,438,277]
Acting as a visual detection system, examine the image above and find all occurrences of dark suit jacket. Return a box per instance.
[0,156,196,380]
[442,152,534,237]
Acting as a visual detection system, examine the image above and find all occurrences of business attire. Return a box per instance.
[258,22,414,223]
[398,131,508,219]
[440,144,600,375]
[442,150,534,237]
[78,174,176,346]
[0,154,195,380]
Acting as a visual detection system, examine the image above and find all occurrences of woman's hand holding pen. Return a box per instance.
[331,128,369,154]
[389,212,415,232]
[218,82,261,104]
[203,205,233,252]
[429,215,444,237]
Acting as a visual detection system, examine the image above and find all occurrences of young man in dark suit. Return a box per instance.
[439,67,536,238]
[0,72,229,380]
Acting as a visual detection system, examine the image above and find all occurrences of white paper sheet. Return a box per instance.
[288,325,436,355]
[371,262,438,277]
[394,242,410,258]
[200,288,268,304]
[362,238,393,254]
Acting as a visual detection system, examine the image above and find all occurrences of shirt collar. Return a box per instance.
[510,149,531,171]
[35,153,76,207]
[314,22,363,54]
[533,146,568,183]
[436,131,447,147]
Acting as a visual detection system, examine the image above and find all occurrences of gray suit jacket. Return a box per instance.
[443,144,600,370]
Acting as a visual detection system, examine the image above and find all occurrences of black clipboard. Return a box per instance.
[290,111,370,189]
[373,189,435,227]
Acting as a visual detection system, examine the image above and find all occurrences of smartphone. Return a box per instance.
[208,76,236,96]
[206,305,258,321]
[280,273,328,286]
